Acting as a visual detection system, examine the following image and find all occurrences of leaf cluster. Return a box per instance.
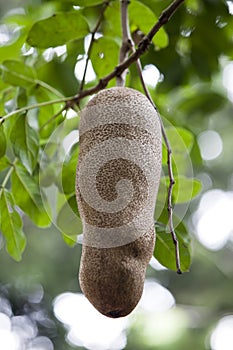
[0,0,232,270]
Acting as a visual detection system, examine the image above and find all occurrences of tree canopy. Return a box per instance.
[0,0,233,349]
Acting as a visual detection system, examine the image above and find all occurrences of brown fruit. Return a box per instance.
[76,87,162,318]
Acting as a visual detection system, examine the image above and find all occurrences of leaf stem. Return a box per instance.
[35,80,65,98]
[0,159,18,196]
[1,67,64,99]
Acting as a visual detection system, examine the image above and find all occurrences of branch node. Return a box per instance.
[138,37,151,52]
[62,0,185,108]
[99,78,108,88]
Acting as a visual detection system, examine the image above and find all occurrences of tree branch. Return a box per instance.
[1,0,185,123]
[147,0,185,42]
[70,0,185,105]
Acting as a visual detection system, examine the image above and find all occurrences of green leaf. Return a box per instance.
[1,60,37,88]
[129,0,169,49]
[0,87,17,116]
[91,37,119,78]
[0,33,27,64]
[158,176,202,204]
[57,195,82,238]
[62,142,79,195]
[27,12,89,48]
[0,156,10,171]
[178,90,226,116]
[32,86,57,139]
[72,0,104,6]
[173,176,202,203]
[165,127,194,154]
[39,161,56,188]
[62,233,77,247]
[10,114,39,174]
[154,219,191,272]
[17,87,28,108]
[0,126,6,158]
[40,117,79,191]
[162,127,194,175]
[0,189,26,261]
[12,163,51,227]
[155,178,167,218]
[104,1,121,38]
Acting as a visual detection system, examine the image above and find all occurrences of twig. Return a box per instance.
[138,69,182,274]
[70,0,185,105]
[116,0,132,86]
[1,97,70,123]
[117,1,182,275]
[166,139,182,274]
[39,105,67,131]
[79,1,110,91]
[1,0,184,126]
[137,63,182,274]
[125,5,183,273]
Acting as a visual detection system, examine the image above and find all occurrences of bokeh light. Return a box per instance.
[223,62,233,101]
[142,64,161,88]
[53,279,175,350]
[54,292,128,350]
[192,189,233,250]
[211,315,233,350]
[197,130,223,161]
[139,279,175,312]
[0,288,54,350]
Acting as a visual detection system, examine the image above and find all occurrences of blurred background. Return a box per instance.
[0,0,233,349]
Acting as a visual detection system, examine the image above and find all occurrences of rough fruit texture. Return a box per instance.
[79,229,155,318]
[76,87,162,318]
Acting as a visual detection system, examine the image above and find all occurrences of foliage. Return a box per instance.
[0,0,233,349]
[0,0,232,271]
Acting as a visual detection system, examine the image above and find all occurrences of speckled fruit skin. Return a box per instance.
[76,87,162,318]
